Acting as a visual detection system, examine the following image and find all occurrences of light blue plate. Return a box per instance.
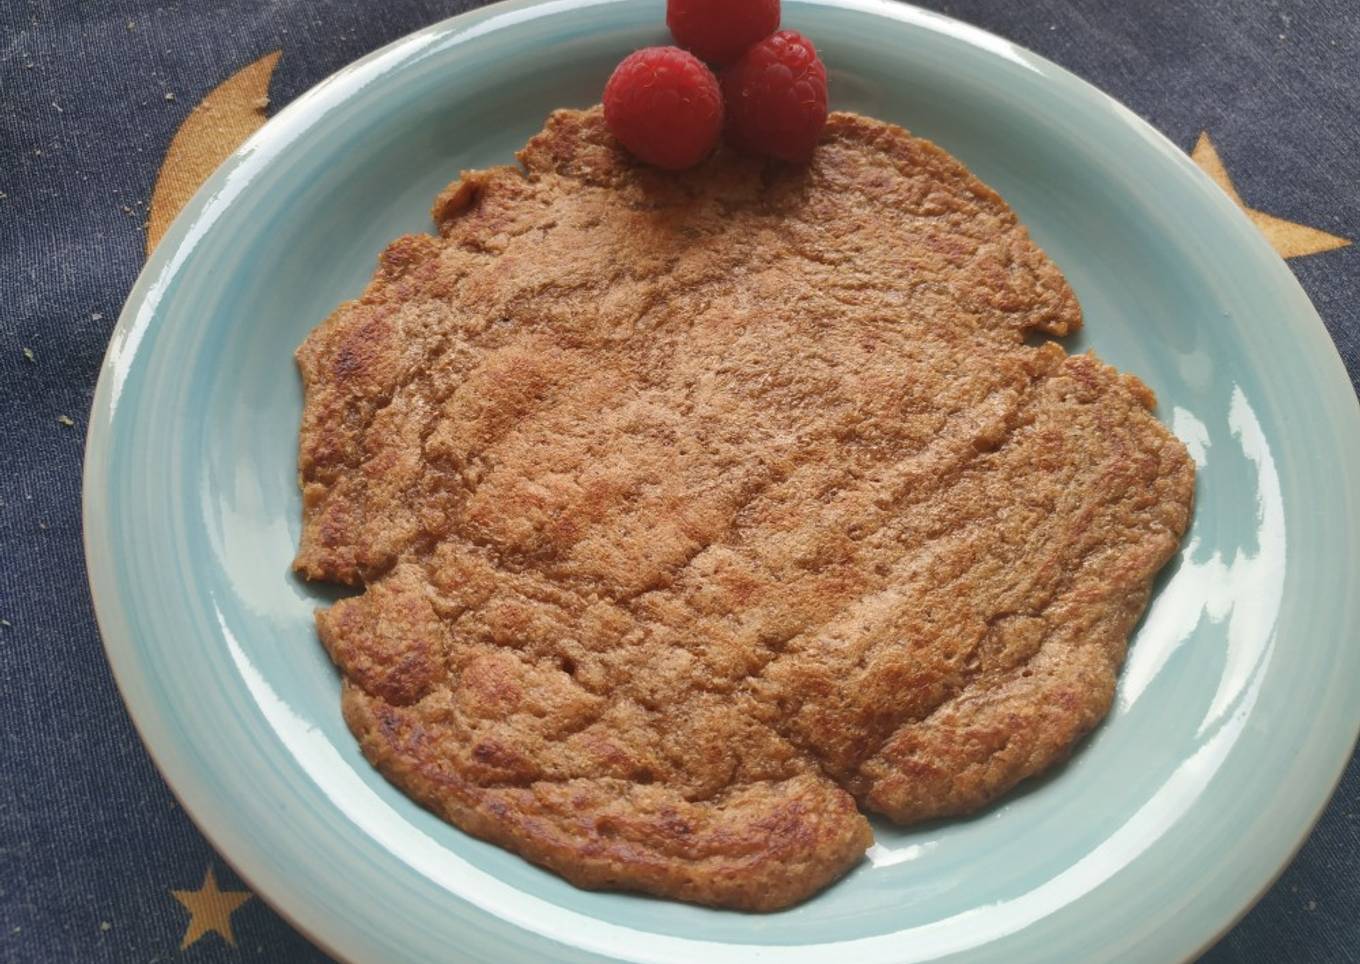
[84,1,1360,961]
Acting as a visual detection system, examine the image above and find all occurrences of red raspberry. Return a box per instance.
[603,46,723,171]
[667,0,781,66]
[721,30,829,163]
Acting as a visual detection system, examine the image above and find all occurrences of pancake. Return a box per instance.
[293,108,1195,910]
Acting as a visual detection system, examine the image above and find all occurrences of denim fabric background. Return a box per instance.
[1,1,1356,961]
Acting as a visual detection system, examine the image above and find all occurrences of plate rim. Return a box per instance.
[83,0,1360,961]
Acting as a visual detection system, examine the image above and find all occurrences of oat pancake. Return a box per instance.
[294,108,1195,910]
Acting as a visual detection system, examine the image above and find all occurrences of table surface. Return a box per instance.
[2,1,1357,961]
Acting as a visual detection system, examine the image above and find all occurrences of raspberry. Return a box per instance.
[721,30,829,163]
[667,0,781,66]
[603,46,724,171]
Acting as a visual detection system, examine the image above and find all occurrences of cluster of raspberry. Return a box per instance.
[603,0,829,169]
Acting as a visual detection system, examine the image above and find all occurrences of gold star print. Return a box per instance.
[1191,132,1351,259]
[170,865,252,950]
[147,50,280,255]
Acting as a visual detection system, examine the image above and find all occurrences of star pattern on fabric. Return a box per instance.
[147,50,281,255]
[170,865,253,951]
[1191,132,1351,259]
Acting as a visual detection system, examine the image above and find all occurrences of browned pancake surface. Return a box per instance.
[294,108,1195,910]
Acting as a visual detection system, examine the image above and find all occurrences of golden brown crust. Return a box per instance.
[342,679,872,911]
[294,107,1193,908]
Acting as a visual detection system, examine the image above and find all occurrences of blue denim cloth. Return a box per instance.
[1,1,1355,961]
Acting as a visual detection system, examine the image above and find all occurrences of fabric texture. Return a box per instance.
[0,0,1355,960]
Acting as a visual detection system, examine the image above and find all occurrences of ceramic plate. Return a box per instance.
[84,1,1360,961]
